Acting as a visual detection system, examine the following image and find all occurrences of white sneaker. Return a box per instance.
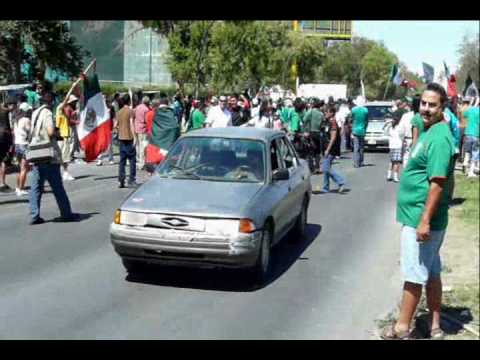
[108,160,115,165]
[16,189,28,196]
[96,160,103,166]
[393,174,400,182]
[387,170,393,181]
[63,173,75,181]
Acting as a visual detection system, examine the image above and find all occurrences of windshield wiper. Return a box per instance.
[169,165,201,180]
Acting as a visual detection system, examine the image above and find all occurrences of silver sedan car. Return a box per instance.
[110,127,312,282]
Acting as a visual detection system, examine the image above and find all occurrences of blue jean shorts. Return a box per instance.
[401,225,446,285]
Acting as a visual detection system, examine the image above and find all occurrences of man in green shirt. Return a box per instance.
[461,102,479,176]
[303,98,325,173]
[350,96,368,167]
[383,83,456,340]
[187,101,206,131]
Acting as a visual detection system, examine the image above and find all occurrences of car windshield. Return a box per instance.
[367,106,392,120]
[156,137,266,183]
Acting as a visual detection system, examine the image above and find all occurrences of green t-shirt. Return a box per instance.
[189,109,205,131]
[463,107,479,138]
[303,108,324,132]
[289,111,301,133]
[411,113,424,135]
[397,122,456,231]
[351,106,369,136]
[280,107,294,126]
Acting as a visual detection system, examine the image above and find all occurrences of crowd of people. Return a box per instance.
[0,81,478,224]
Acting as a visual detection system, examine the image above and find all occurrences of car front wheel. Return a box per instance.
[250,223,273,284]
[292,197,308,240]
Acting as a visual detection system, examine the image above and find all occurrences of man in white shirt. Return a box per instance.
[205,95,231,128]
[397,96,419,167]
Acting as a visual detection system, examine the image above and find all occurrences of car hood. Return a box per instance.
[121,176,264,218]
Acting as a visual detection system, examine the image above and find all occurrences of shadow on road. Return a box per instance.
[94,176,118,181]
[47,211,100,223]
[0,198,29,205]
[125,223,322,292]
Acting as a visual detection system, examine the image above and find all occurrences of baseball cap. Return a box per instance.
[19,102,32,112]
[67,94,78,104]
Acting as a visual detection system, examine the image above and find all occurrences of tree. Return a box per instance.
[0,21,88,84]
[456,32,479,93]
[287,32,326,86]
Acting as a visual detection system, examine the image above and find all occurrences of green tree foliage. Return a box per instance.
[456,32,479,93]
[0,21,88,84]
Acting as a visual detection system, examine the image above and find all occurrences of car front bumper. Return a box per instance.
[110,223,262,269]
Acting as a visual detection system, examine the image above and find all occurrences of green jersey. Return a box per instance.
[463,107,479,138]
[411,113,424,136]
[188,109,205,131]
[280,107,294,126]
[397,122,456,231]
[351,106,369,136]
[289,111,301,133]
[303,108,324,132]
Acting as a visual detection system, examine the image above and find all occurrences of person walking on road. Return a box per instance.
[134,96,150,170]
[315,106,346,194]
[385,110,405,182]
[115,94,137,188]
[13,102,32,196]
[350,96,368,168]
[303,98,325,173]
[382,83,456,340]
[0,100,14,192]
[28,93,78,225]
[461,98,479,177]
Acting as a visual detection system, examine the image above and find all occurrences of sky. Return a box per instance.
[354,21,479,81]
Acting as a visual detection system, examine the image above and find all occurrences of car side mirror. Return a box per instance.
[272,168,290,181]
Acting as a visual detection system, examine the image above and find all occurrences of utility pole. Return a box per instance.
[292,20,299,95]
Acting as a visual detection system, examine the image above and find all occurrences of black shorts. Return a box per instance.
[0,143,10,163]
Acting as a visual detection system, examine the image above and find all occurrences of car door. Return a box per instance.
[267,137,291,242]
[276,136,305,228]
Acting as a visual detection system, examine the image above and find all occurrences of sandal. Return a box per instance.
[430,328,445,340]
[381,323,411,340]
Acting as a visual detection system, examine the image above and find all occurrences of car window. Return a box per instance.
[367,106,391,120]
[157,137,266,183]
[276,137,298,169]
[270,139,282,172]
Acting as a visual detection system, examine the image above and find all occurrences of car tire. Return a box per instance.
[292,197,308,240]
[250,222,273,285]
[122,258,146,274]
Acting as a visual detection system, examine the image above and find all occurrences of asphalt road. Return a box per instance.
[0,150,403,339]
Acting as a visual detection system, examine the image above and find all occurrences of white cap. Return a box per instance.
[353,96,366,107]
[19,102,32,112]
[67,94,79,104]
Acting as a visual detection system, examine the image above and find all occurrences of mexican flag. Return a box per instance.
[77,73,112,162]
[390,64,402,86]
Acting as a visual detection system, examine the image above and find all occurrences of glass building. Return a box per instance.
[68,21,173,86]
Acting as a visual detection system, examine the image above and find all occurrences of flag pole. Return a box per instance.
[383,79,390,100]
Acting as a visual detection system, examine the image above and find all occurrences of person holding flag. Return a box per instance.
[75,59,114,164]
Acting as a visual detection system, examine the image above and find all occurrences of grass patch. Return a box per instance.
[452,174,480,228]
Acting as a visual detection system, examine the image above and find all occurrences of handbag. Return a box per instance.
[25,106,56,164]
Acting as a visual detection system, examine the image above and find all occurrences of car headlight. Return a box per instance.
[114,210,148,226]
